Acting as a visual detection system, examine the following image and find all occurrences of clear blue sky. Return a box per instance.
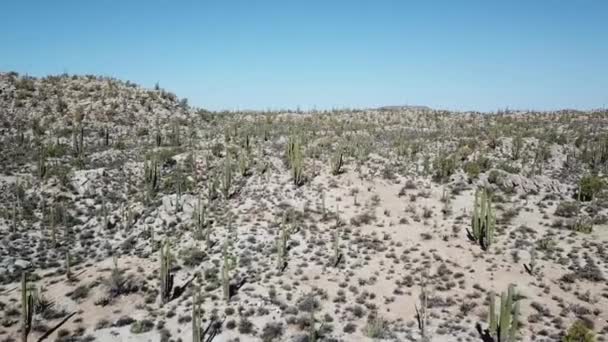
[1,1,607,111]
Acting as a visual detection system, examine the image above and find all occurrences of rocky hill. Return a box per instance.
[0,72,607,342]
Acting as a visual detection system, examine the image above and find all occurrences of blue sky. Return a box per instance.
[1,1,607,111]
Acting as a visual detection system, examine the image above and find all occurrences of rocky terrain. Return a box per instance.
[0,71,607,342]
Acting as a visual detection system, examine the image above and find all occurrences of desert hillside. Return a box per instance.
[0,72,607,342]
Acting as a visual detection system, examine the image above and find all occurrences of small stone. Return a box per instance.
[14,259,31,269]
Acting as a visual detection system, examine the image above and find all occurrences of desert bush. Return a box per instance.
[364,314,389,338]
[578,175,605,201]
[562,320,595,342]
[555,201,579,218]
[261,322,284,342]
[463,161,480,180]
[433,153,456,182]
[130,319,154,334]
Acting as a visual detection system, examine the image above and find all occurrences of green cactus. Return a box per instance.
[66,251,72,280]
[238,149,250,177]
[276,214,293,271]
[160,240,174,304]
[103,126,110,147]
[333,227,341,267]
[330,149,344,175]
[512,135,523,160]
[100,197,109,229]
[10,203,18,233]
[468,188,495,250]
[415,283,428,339]
[175,173,182,213]
[155,117,162,147]
[192,290,201,342]
[208,171,218,201]
[222,154,232,199]
[21,273,34,342]
[193,197,207,240]
[286,136,304,186]
[144,155,160,201]
[72,124,84,157]
[221,240,237,302]
[488,285,519,342]
[36,148,47,180]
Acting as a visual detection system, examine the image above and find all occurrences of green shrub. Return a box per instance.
[130,319,154,334]
[433,153,456,182]
[578,175,605,201]
[46,143,68,158]
[364,315,389,338]
[563,320,595,342]
[464,161,480,180]
[487,170,502,184]
[555,201,579,218]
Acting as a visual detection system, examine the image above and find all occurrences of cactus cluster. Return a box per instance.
[468,188,495,250]
[488,285,520,342]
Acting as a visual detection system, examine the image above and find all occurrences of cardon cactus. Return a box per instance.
[468,188,495,250]
[160,241,174,304]
[222,240,237,302]
[488,285,519,342]
[21,273,34,342]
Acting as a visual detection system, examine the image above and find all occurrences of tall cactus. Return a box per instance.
[208,170,218,201]
[415,283,428,340]
[276,215,292,271]
[21,273,34,342]
[192,290,201,342]
[66,251,72,280]
[72,124,84,157]
[468,188,495,250]
[144,155,160,201]
[333,227,341,267]
[330,149,344,175]
[222,154,232,199]
[512,135,523,160]
[193,197,206,239]
[37,148,47,180]
[160,240,174,304]
[11,203,18,233]
[488,285,519,342]
[238,149,250,177]
[221,240,237,302]
[155,116,162,147]
[286,136,304,186]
